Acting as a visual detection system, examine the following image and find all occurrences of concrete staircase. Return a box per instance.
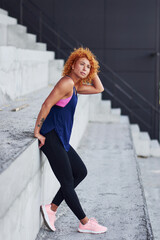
[0,7,123,240]
[89,93,121,123]
[0,6,158,240]
[89,94,160,158]
[131,124,160,158]
[0,8,64,106]
[0,8,46,50]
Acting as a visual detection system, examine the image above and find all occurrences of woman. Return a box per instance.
[34,47,107,234]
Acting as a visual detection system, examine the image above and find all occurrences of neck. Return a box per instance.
[68,72,81,85]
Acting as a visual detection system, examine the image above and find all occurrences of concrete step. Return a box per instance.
[98,100,111,113]
[106,108,121,122]
[89,93,121,123]
[0,8,8,16]
[0,46,54,62]
[89,109,121,123]
[131,124,140,140]
[34,42,47,51]
[119,115,130,124]
[0,26,47,51]
[138,156,160,239]
[0,24,28,47]
[27,33,37,43]
[0,22,42,50]
[133,131,150,157]
[8,24,27,34]
[52,59,65,69]
[131,124,160,157]
[0,46,54,105]
[0,13,17,25]
[150,140,160,157]
[111,108,121,115]
[138,132,150,157]
[7,29,31,49]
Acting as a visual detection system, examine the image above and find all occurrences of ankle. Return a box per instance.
[50,203,58,212]
[80,217,89,225]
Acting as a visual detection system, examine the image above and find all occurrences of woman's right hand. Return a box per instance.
[34,133,46,148]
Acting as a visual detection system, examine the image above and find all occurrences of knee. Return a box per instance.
[79,165,88,181]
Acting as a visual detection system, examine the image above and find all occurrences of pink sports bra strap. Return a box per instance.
[55,95,72,107]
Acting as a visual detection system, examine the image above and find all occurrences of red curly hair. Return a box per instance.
[62,47,100,84]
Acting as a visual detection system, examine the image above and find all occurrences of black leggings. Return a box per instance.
[40,129,87,220]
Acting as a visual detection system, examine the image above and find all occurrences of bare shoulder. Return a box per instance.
[55,76,74,92]
[43,76,74,106]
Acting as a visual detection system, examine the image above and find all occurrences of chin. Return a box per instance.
[80,74,87,78]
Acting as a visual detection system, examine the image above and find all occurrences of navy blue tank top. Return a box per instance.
[40,86,78,151]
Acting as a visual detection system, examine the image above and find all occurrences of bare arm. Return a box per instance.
[34,77,74,147]
[76,74,104,94]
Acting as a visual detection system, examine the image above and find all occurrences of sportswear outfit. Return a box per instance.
[39,80,107,233]
[40,86,87,220]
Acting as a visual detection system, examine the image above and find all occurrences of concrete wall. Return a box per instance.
[0,140,60,240]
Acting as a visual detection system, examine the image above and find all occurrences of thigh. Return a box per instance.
[41,130,74,185]
[67,146,87,178]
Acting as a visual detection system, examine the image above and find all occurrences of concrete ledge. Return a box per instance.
[70,94,90,149]
[0,141,60,240]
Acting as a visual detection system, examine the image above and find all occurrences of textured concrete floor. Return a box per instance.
[138,156,160,240]
[36,122,153,240]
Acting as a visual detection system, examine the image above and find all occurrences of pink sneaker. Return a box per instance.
[78,218,107,234]
[40,204,56,231]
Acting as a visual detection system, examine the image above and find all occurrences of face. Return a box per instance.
[72,57,91,79]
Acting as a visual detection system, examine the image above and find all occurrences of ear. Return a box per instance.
[72,64,75,70]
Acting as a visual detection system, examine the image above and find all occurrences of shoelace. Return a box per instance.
[89,218,98,225]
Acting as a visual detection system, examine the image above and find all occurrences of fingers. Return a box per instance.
[39,143,43,148]
[39,140,45,148]
[38,137,46,149]
[35,134,46,149]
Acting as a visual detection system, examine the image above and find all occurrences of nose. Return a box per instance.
[83,65,87,71]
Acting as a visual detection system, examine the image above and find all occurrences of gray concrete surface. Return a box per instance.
[36,122,153,240]
[138,156,160,240]
[0,86,51,174]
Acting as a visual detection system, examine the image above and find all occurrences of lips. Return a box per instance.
[81,72,86,76]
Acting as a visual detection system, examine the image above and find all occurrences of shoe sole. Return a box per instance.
[40,205,56,232]
[78,228,107,234]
